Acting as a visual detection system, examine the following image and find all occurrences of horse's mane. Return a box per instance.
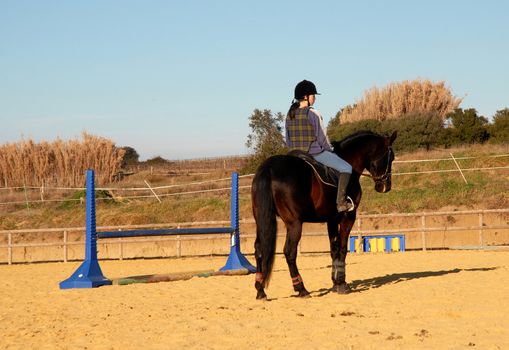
[331,130,383,150]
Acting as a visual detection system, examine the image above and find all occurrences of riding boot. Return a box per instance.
[336,173,355,212]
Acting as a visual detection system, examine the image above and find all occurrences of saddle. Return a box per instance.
[288,150,339,187]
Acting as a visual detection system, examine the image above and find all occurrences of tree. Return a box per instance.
[121,146,140,167]
[446,108,489,144]
[489,108,509,144]
[243,109,286,173]
[145,156,169,165]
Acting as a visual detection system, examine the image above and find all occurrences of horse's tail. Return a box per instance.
[252,165,278,287]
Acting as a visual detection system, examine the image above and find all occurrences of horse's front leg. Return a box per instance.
[327,219,348,293]
[328,213,355,294]
[284,221,310,298]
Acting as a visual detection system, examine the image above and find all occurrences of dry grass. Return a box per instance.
[0,132,125,187]
[362,143,509,213]
[134,156,248,174]
[340,79,463,123]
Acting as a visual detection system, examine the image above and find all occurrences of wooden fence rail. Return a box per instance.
[1,209,508,264]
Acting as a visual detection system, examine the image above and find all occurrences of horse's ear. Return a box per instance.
[389,130,397,145]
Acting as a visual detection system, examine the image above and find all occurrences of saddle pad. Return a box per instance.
[287,150,339,187]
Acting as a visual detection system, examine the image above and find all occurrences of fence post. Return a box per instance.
[118,233,123,261]
[8,233,12,265]
[176,235,182,258]
[144,180,161,203]
[421,215,427,251]
[40,180,45,202]
[479,212,484,248]
[23,182,30,213]
[63,230,68,262]
[450,152,468,184]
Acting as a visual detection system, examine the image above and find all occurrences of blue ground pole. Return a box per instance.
[220,172,256,272]
[59,170,112,289]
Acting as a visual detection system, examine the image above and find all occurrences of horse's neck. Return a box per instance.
[338,148,369,174]
[338,135,385,174]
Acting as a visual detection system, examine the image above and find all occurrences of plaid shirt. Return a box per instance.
[285,107,316,152]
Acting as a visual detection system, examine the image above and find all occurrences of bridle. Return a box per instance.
[362,147,393,182]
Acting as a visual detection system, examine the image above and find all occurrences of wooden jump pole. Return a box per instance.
[59,169,254,290]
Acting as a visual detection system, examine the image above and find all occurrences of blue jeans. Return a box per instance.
[312,151,352,174]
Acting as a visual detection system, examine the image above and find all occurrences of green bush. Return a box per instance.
[489,108,509,144]
[327,112,446,152]
[388,112,446,151]
[327,107,509,152]
[58,189,114,209]
[445,108,489,145]
[144,156,170,166]
[328,118,383,143]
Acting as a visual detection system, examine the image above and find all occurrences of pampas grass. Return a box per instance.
[340,79,463,123]
[0,132,125,187]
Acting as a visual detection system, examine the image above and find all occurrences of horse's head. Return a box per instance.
[333,130,397,193]
[368,131,397,193]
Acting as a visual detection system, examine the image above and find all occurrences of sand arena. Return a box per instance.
[1,249,508,349]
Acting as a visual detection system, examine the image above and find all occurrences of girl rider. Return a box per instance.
[285,80,354,212]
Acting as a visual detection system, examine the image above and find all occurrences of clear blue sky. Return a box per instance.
[1,1,508,160]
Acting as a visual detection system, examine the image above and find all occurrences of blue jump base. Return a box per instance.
[60,170,255,290]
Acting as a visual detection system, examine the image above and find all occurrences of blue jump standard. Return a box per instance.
[60,170,255,290]
[59,170,111,289]
[220,171,255,272]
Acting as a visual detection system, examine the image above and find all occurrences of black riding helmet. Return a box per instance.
[294,80,320,100]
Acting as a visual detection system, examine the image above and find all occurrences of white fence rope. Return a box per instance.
[0,153,508,205]
[392,153,509,163]
[392,166,509,176]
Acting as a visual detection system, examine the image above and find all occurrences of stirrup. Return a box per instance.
[337,196,355,212]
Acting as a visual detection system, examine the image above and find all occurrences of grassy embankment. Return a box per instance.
[0,144,507,231]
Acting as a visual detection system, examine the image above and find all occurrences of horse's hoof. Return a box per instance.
[332,283,351,294]
[297,289,311,298]
[256,290,267,300]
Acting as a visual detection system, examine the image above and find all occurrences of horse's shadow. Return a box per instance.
[313,267,498,297]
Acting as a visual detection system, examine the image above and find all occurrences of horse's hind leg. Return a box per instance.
[284,221,310,298]
[254,236,267,300]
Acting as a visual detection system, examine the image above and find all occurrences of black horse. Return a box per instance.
[251,130,397,300]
